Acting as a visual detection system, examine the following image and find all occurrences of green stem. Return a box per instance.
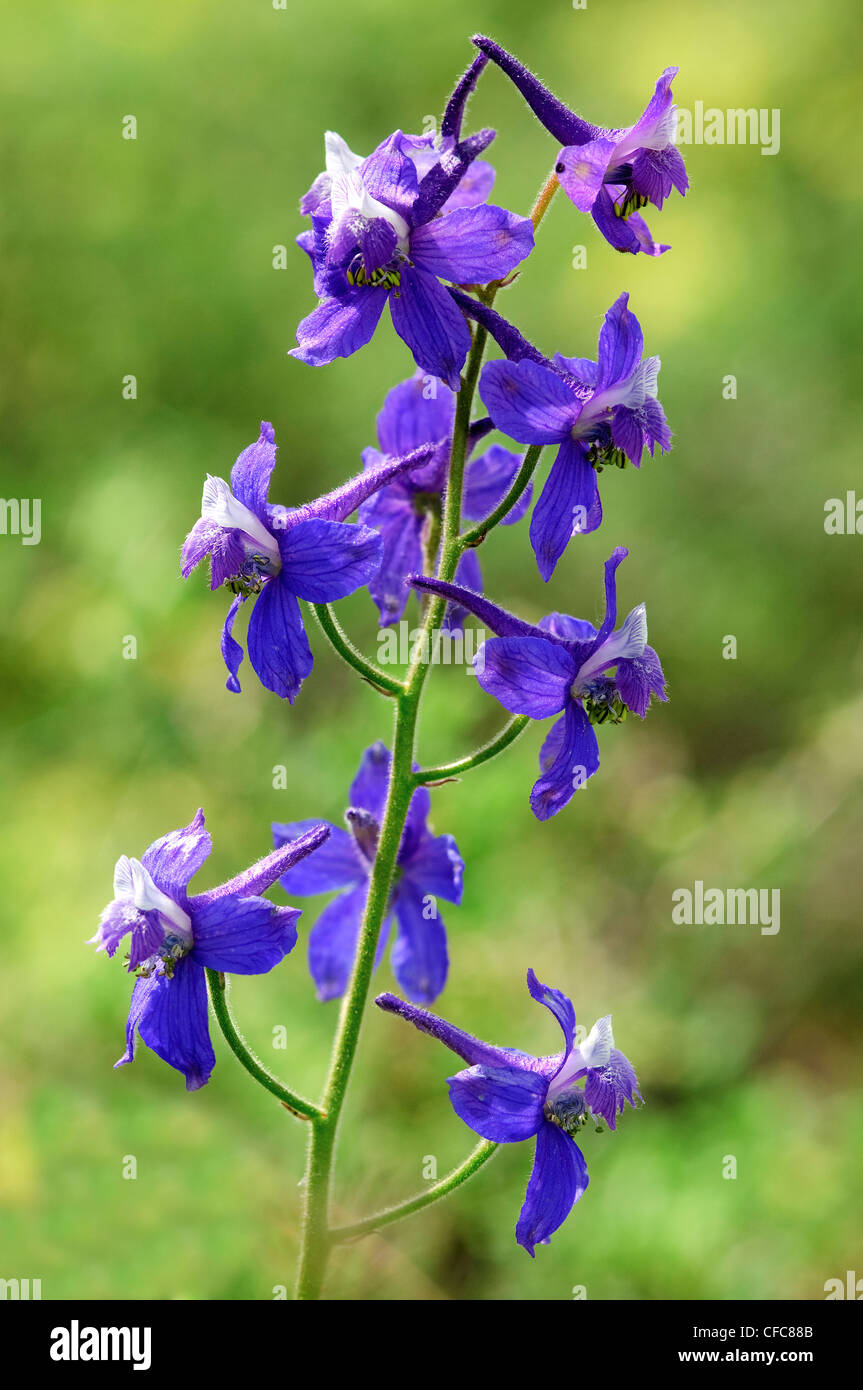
[205,970,322,1122]
[330,1140,498,1243]
[461,444,543,548]
[310,602,405,696]
[294,325,489,1301]
[414,714,529,785]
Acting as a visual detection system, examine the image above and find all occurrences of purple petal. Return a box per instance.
[472,36,599,146]
[361,132,419,220]
[142,808,211,900]
[516,1120,588,1256]
[627,66,680,149]
[480,359,577,444]
[537,611,597,645]
[592,189,669,256]
[350,741,391,820]
[626,210,671,257]
[553,353,599,387]
[413,128,496,226]
[246,577,313,703]
[526,968,576,1061]
[190,896,299,974]
[220,594,245,694]
[291,286,389,367]
[529,439,601,582]
[441,159,495,211]
[593,546,629,646]
[584,1048,643,1130]
[181,517,220,579]
[208,528,248,592]
[631,145,689,209]
[463,444,531,525]
[115,971,158,1069]
[308,882,369,1003]
[615,644,667,718]
[555,137,617,212]
[391,880,449,1004]
[376,371,455,457]
[596,292,643,392]
[410,204,534,285]
[357,218,398,276]
[230,422,276,520]
[277,519,382,603]
[530,701,599,822]
[389,264,472,391]
[367,510,425,626]
[447,1064,547,1142]
[476,636,575,718]
[194,822,331,905]
[272,820,365,896]
[118,957,215,1091]
[401,831,464,905]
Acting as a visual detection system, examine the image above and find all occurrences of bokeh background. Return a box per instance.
[2,0,862,1301]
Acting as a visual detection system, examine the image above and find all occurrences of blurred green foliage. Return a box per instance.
[1,0,862,1301]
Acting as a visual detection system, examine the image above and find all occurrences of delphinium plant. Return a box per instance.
[92,36,686,1299]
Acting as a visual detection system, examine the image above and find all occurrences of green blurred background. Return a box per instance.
[2,0,862,1301]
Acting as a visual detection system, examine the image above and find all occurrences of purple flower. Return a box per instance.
[358,371,532,626]
[90,813,329,1090]
[377,969,641,1255]
[409,546,667,821]
[479,292,671,579]
[473,37,688,256]
[273,742,463,1004]
[181,421,434,702]
[291,118,534,388]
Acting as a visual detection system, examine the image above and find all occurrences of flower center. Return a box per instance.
[345,259,402,290]
[574,676,627,726]
[545,1086,588,1136]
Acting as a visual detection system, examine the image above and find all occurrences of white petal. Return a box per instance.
[578,1014,614,1070]
[127,858,192,940]
[330,170,410,250]
[200,475,279,562]
[113,855,135,901]
[583,356,661,422]
[575,604,648,684]
[324,131,364,177]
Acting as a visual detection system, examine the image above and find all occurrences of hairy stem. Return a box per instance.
[206,970,322,1121]
[294,324,490,1301]
[310,602,405,696]
[330,1140,499,1243]
[414,714,529,785]
[461,444,543,547]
